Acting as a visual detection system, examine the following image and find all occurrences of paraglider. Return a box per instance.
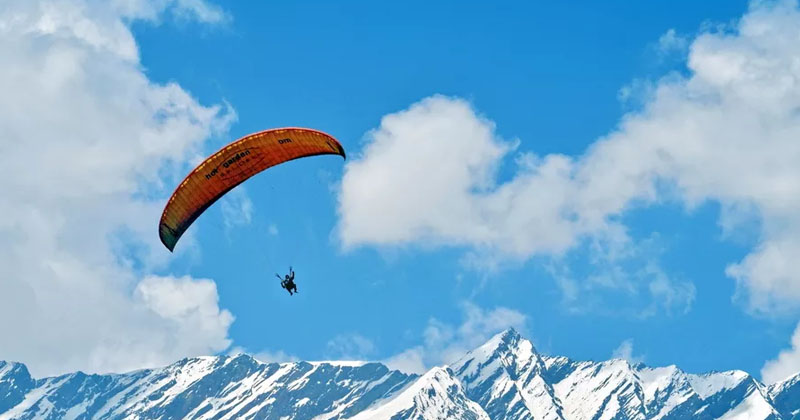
[158,127,346,252]
[277,266,298,295]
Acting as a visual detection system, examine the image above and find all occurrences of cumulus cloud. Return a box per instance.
[384,303,528,374]
[135,275,233,341]
[0,0,234,376]
[338,0,800,315]
[762,322,800,384]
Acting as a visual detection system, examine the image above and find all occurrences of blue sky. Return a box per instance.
[136,0,783,373]
[4,0,800,382]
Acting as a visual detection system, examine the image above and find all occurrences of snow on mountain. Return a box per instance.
[0,329,795,419]
[0,355,415,420]
[0,362,35,415]
[769,372,800,419]
[349,367,489,420]
[452,329,563,420]
[452,329,780,420]
[686,370,776,420]
[0,361,35,415]
[550,358,645,420]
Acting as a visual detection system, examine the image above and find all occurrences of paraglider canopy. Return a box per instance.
[159,127,345,251]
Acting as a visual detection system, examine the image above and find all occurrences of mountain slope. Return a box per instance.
[348,367,490,420]
[0,329,794,419]
[0,356,415,420]
[452,330,563,420]
[770,372,800,419]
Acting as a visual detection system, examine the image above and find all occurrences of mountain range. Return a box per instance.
[1,328,799,419]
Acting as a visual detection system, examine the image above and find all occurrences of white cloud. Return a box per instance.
[267,223,279,236]
[326,333,377,360]
[172,0,229,23]
[221,186,254,230]
[112,0,229,25]
[135,275,233,339]
[338,96,522,253]
[338,0,800,315]
[251,350,298,364]
[383,303,528,374]
[645,264,696,316]
[657,28,689,56]
[618,78,657,109]
[383,347,427,375]
[0,0,235,376]
[762,322,800,384]
[611,339,644,365]
[548,235,696,317]
[228,346,298,364]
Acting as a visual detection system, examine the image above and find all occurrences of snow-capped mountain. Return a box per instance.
[0,357,415,419]
[452,329,779,420]
[349,367,489,420]
[1,329,798,419]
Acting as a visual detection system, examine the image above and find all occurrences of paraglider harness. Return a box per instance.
[277,267,297,295]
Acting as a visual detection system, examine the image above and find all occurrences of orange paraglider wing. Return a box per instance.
[159,127,345,251]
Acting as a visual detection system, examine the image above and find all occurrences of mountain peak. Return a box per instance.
[450,327,540,382]
[1,329,796,420]
[497,326,521,342]
[451,329,564,420]
[477,327,528,356]
[0,361,32,383]
[350,366,490,420]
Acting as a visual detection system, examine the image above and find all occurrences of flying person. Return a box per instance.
[275,273,291,295]
[276,266,298,295]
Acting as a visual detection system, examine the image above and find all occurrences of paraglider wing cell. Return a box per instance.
[158,127,346,251]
